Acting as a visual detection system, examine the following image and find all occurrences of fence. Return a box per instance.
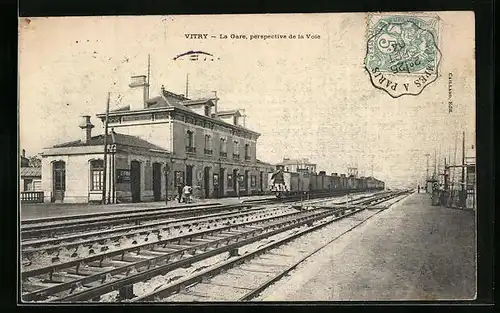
[20,191,44,203]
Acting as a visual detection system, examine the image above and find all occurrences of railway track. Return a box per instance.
[20,190,400,303]
[21,192,383,270]
[21,190,375,241]
[133,190,411,302]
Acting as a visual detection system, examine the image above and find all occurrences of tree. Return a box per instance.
[28,155,41,167]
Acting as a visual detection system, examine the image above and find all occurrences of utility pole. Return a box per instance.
[102,92,110,204]
[433,149,437,180]
[444,157,448,190]
[185,73,189,98]
[461,131,466,208]
[212,91,218,116]
[425,153,430,192]
[147,54,151,100]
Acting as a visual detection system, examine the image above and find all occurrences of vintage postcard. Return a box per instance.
[18,12,476,303]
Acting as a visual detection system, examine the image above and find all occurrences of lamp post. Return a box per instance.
[164,163,170,205]
[425,153,430,192]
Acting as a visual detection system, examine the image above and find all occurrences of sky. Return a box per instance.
[18,13,476,188]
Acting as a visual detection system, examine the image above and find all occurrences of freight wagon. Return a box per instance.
[268,169,385,198]
[267,170,311,198]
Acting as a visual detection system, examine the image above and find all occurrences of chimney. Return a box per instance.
[129,75,149,111]
[212,91,219,117]
[79,115,94,143]
[22,149,25,157]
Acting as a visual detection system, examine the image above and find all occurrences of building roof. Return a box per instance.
[100,87,260,136]
[20,167,41,177]
[182,99,215,106]
[52,132,167,151]
[256,159,274,167]
[20,156,30,167]
[276,158,316,166]
[217,109,242,117]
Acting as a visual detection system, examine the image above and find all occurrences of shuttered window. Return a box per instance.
[90,160,104,191]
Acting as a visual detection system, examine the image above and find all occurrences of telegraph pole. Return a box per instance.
[461,131,466,207]
[433,149,437,180]
[425,153,430,192]
[146,54,151,100]
[102,92,110,204]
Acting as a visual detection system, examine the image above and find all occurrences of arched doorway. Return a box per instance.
[130,161,141,203]
[186,165,193,186]
[244,170,249,195]
[218,168,225,198]
[52,161,66,202]
[233,169,238,191]
[204,167,210,198]
[152,163,162,201]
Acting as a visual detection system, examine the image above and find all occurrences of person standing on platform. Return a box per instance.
[177,183,183,203]
[236,177,240,199]
[183,184,192,203]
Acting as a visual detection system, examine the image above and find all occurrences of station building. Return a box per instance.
[275,158,317,173]
[41,75,274,203]
[20,149,42,192]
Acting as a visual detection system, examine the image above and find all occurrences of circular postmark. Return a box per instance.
[365,15,442,98]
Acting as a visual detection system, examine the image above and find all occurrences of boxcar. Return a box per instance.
[268,171,311,197]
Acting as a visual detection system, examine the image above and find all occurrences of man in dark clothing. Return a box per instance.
[177,184,183,203]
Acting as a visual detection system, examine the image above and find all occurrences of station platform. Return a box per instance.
[20,195,275,220]
[261,192,477,301]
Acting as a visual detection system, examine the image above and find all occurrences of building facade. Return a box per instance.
[40,75,274,203]
[275,158,317,173]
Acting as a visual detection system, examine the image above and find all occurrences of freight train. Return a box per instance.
[268,170,385,198]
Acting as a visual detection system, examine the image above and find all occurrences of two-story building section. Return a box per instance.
[275,158,317,174]
[40,75,274,203]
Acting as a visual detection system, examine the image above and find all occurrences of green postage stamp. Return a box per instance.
[365,13,442,98]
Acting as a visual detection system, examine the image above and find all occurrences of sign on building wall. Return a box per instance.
[116,169,130,183]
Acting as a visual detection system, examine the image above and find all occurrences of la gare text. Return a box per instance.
[184,33,321,40]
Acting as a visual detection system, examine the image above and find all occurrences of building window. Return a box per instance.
[251,175,256,187]
[244,144,250,160]
[233,140,240,159]
[90,160,104,191]
[186,130,196,153]
[220,138,227,157]
[23,179,33,191]
[227,174,233,189]
[204,134,212,155]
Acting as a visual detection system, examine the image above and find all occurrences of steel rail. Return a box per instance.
[21,191,393,302]
[22,205,281,253]
[238,191,411,301]
[21,189,378,233]
[21,190,382,241]
[20,203,255,239]
[22,191,391,281]
[21,203,222,225]
[133,191,410,302]
[22,207,341,302]
[22,193,375,255]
